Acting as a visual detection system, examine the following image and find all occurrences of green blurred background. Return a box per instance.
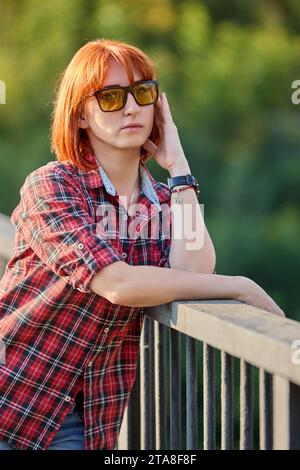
[0,0,299,321]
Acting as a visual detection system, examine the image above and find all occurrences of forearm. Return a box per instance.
[168,162,216,273]
[116,264,238,308]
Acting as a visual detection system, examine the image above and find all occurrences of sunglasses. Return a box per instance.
[91,79,160,112]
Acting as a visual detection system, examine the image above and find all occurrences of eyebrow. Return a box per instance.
[102,79,144,88]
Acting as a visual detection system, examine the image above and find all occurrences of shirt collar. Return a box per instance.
[76,153,170,210]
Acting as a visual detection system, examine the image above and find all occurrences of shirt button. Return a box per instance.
[136,210,140,216]
[123,214,128,220]
[122,252,127,258]
[87,361,93,367]
[65,396,71,402]
[104,327,109,333]
[77,242,84,250]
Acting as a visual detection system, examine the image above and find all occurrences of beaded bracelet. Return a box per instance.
[171,186,197,194]
[171,185,198,203]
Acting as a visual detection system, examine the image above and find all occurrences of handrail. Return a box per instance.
[0,212,14,260]
[146,300,300,386]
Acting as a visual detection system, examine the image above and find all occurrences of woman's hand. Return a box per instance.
[147,93,190,174]
[234,276,286,317]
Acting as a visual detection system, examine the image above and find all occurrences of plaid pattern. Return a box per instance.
[0,154,171,450]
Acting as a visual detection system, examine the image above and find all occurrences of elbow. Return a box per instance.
[111,266,147,308]
[108,265,135,307]
[89,261,132,305]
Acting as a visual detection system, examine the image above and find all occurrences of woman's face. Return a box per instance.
[79,58,155,154]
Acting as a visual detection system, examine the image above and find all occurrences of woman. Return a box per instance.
[0,38,285,451]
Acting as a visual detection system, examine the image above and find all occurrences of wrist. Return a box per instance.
[231,275,250,300]
[168,160,191,177]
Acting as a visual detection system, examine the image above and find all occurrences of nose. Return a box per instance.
[124,90,140,113]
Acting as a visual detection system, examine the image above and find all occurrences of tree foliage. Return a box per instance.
[0,0,299,318]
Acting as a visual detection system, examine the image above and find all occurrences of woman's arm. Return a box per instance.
[166,161,217,274]
[90,261,236,306]
[90,261,285,317]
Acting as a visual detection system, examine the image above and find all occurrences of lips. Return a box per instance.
[122,123,143,129]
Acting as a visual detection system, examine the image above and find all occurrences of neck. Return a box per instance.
[89,141,142,199]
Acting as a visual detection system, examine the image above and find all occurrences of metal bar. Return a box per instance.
[186,335,198,449]
[129,351,142,450]
[273,375,300,449]
[240,360,253,449]
[203,343,216,449]
[0,213,15,259]
[146,301,300,387]
[170,328,181,449]
[259,368,273,450]
[0,257,7,279]
[221,351,234,449]
[154,321,168,450]
[140,316,154,449]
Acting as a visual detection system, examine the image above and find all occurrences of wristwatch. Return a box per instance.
[167,174,200,195]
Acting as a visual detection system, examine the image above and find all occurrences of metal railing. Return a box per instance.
[0,212,299,450]
[117,301,300,450]
[0,213,15,274]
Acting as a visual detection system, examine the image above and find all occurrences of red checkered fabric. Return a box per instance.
[0,155,171,449]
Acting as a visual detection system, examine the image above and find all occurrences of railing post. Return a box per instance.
[259,369,273,449]
[170,329,181,450]
[221,351,234,449]
[240,360,253,449]
[154,321,168,450]
[203,343,216,449]
[0,257,7,278]
[273,375,300,449]
[186,335,198,449]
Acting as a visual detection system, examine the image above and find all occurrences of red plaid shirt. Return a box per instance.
[0,154,171,450]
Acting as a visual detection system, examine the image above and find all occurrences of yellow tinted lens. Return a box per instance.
[134,82,157,105]
[99,89,125,111]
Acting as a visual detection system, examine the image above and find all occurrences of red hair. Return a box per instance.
[50,38,162,171]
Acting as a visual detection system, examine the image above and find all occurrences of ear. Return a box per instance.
[77,112,89,129]
[76,104,89,129]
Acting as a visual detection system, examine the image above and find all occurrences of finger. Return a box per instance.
[155,94,163,107]
[160,93,176,125]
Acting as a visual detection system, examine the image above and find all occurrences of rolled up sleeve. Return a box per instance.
[10,167,124,293]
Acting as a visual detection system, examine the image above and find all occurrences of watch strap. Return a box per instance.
[167,174,200,194]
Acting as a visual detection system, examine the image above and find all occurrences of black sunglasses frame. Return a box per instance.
[92,79,160,112]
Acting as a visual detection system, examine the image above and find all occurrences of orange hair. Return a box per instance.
[50,38,162,171]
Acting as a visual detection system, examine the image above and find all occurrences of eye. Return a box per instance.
[136,85,149,95]
[135,83,156,103]
[101,90,120,101]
